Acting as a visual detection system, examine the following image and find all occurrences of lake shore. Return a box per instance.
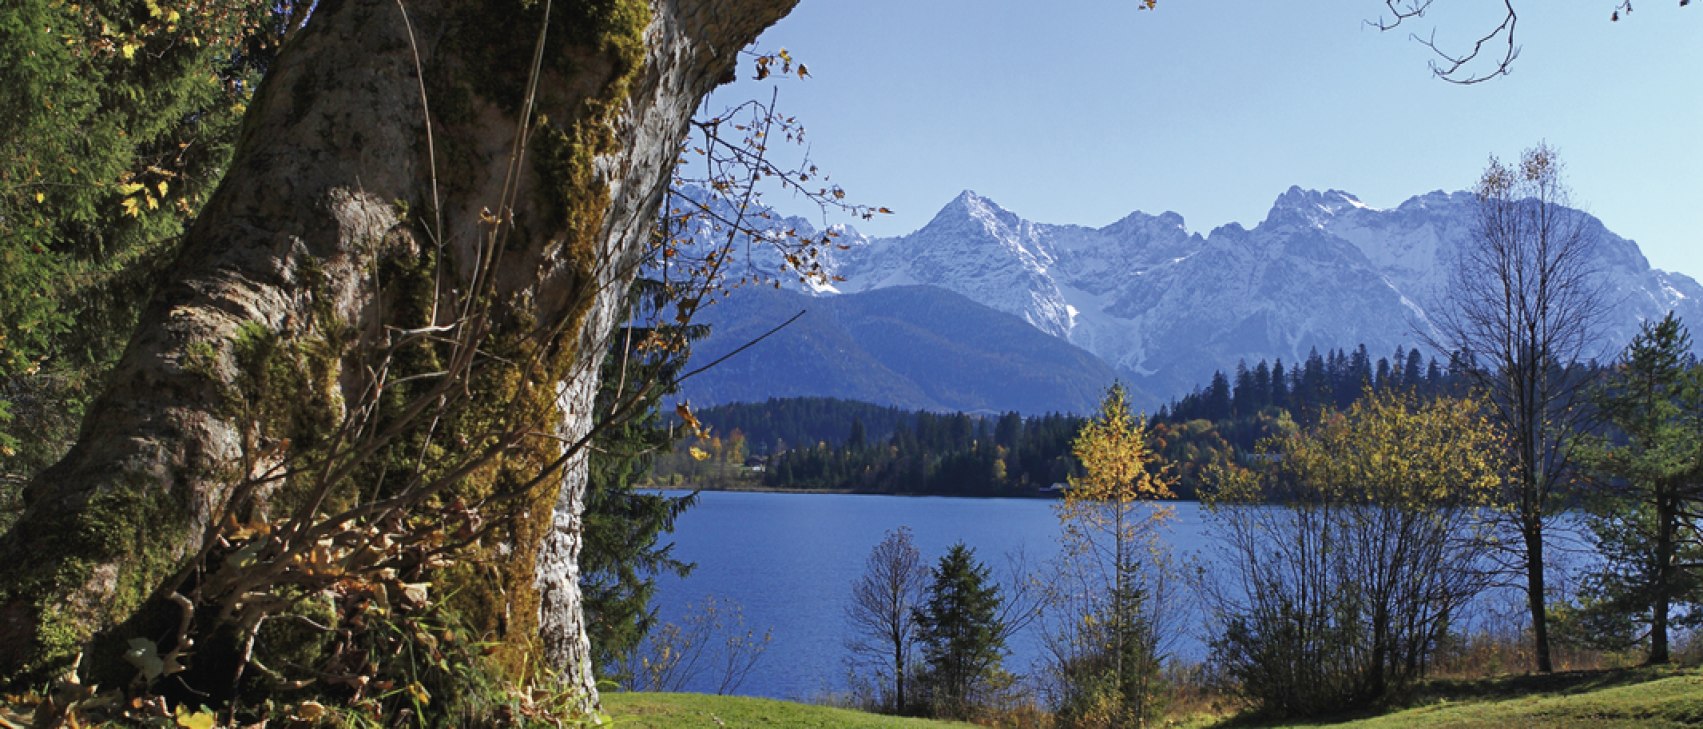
[647,480,1066,499]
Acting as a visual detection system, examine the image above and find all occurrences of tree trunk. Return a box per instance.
[1523,520,1553,673]
[0,0,795,701]
[1651,490,1673,664]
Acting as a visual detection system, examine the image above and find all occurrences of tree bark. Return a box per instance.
[0,0,795,702]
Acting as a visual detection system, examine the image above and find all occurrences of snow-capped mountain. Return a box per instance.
[679,185,1703,402]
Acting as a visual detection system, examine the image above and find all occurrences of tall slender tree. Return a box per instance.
[846,527,927,713]
[1054,382,1175,726]
[1429,143,1606,672]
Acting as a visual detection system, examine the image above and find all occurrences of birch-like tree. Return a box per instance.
[1052,382,1175,727]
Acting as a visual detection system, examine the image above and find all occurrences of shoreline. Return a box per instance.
[643,481,1066,499]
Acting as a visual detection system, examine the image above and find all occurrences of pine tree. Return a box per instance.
[1577,312,1703,664]
[0,1,298,481]
[1252,360,1273,411]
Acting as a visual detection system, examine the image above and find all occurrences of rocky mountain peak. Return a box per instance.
[1264,186,1372,229]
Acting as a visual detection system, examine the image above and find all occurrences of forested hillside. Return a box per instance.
[654,343,1547,498]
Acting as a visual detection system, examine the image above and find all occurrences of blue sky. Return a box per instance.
[707,1,1702,277]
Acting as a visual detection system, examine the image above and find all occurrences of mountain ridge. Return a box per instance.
[812,186,1703,396]
[668,183,1702,405]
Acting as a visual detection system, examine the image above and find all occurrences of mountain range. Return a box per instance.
[669,185,1702,413]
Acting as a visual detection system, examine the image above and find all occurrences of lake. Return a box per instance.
[640,490,1588,700]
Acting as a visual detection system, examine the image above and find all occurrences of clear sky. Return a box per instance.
[706,1,1702,277]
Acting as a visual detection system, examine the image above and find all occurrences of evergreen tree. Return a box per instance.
[914,543,1006,719]
[1404,348,1426,388]
[1576,312,1703,664]
[0,1,299,481]
[581,280,701,681]
[1300,348,1329,417]
[1232,360,1257,417]
[1205,371,1233,422]
[1252,360,1273,411]
[1270,358,1290,411]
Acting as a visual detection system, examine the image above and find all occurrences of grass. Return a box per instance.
[601,692,972,728]
[604,666,1703,728]
[1233,666,1703,728]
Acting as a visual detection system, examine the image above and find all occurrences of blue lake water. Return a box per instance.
[641,490,1589,700]
[644,491,1224,700]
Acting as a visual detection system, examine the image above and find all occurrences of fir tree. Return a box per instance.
[1205,371,1233,422]
[914,543,1006,719]
[1404,348,1426,388]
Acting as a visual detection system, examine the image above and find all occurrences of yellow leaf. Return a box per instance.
[688,446,710,462]
[146,195,158,210]
[156,181,168,197]
[34,192,44,204]
[121,41,138,60]
[675,402,703,435]
[121,197,141,218]
[174,707,215,729]
[116,182,144,196]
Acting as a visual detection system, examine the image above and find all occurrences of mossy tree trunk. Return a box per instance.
[0,0,794,705]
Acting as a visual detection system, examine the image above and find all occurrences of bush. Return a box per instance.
[1201,391,1504,717]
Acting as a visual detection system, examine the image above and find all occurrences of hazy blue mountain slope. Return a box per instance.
[674,285,1126,414]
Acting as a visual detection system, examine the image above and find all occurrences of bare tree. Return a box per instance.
[619,594,771,694]
[1429,143,1608,673]
[846,527,927,713]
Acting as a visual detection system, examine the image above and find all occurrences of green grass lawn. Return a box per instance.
[1244,667,1703,729]
[602,668,1703,728]
[600,692,971,728]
